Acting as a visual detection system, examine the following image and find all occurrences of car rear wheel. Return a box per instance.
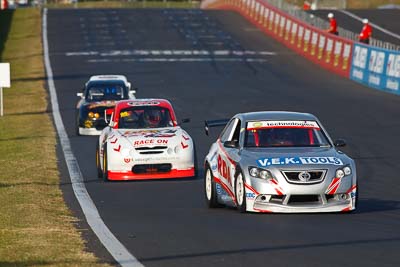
[204,165,218,208]
[102,144,109,182]
[235,172,247,213]
[95,142,102,178]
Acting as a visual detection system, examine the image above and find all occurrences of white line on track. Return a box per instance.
[87,58,269,63]
[65,49,277,57]
[338,10,400,40]
[42,9,144,267]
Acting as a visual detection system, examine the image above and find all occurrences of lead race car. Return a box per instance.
[204,111,357,213]
[96,99,195,181]
[76,75,137,135]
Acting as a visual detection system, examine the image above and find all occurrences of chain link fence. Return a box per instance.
[264,0,400,50]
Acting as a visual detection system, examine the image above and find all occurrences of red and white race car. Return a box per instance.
[96,99,195,181]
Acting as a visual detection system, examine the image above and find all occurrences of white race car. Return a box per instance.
[96,99,195,181]
[76,75,137,135]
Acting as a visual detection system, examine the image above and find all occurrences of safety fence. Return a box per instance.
[201,0,400,95]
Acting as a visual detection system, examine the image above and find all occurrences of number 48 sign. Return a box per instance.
[0,63,11,117]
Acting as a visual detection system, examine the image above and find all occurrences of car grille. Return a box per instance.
[132,164,172,174]
[281,170,326,184]
[135,146,167,155]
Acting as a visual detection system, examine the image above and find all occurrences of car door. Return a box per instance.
[217,118,241,197]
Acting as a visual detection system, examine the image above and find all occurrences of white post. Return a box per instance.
[0,87,3,117]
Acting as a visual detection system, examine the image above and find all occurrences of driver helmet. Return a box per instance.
[144,109,162,127]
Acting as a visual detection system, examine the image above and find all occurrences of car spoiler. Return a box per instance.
[204,119,230,135]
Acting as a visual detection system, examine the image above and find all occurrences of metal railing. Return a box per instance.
[263,0,400,51]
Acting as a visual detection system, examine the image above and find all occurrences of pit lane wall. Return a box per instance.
[201,0,400,95]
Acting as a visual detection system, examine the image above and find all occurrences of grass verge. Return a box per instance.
[0,8,109,266]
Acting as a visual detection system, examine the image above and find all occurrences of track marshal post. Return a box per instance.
[0,63,11,116]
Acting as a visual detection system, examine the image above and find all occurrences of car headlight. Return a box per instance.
[249,167,273,180]
[88,111,100,119]
[336,166,352,178]
[174,145,181,154]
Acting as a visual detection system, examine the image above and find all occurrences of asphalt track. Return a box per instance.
[47,8,400,267]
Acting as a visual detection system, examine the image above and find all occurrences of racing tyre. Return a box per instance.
[235,172,247,213]
[95,142,102,178]
[204,165,218,208]
[102,144,109,182]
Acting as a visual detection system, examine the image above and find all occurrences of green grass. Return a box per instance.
[46,0,200,9]
[0,8,109,266]
[285,0,400,8]
[347,0,400,8]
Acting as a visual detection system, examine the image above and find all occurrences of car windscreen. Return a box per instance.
[244,120,331,147]
[118,106,173,129]
[86,84,126,102]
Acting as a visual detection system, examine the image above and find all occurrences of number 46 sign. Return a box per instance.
[0,63,11,117]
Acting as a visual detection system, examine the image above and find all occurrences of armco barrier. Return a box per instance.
[201,0,353,77]
[351,44,400,94]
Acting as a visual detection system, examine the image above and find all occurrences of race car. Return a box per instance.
[204,111,357,213]
[76,75,137,135]
[96,99,195,181]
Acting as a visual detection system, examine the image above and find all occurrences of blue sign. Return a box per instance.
[350,44,400,94]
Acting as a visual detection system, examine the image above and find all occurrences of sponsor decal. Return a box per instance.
[342,44,351,70]
[303,29,311,52]
[113,145,121,152]
[216,183,226,196]
[134,156,178,162]
[368,74,381,86]
[333,41,342,67]
[246,192,256,199]
[386,78,399,91]
[133,139,168,146]
[121,129,177,138]
[386,54,400,78]
[87,101,115,109]
[291,22,298,44]
[352,45,368,69]
[257,157,343,167]
[311,31,318,56]
[127,101,160,106]
[120,111,130,118]
[247,120,319,129]
[124,158,131,163]
[368,50,385,74]
[181,142,189,149]
[352,69,364,80]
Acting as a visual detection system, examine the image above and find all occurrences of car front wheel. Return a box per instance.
[102,144,109,182]
[204,165,218,208]
[235,172,247,213]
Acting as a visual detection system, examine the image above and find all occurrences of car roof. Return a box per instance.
[238,111,318,122]
[115,99,173,109]
[113,99,177,127]
[89,75,128,83]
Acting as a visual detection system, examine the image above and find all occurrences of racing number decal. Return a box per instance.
[217,154,232,185]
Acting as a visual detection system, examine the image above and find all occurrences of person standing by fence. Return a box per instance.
[325,13,338,35]
[359,19,372,44]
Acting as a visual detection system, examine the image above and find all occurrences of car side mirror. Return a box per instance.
[130,87,138,94]
[334,139,346,147]
[77,92,83,97]
[224,140,239,148]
